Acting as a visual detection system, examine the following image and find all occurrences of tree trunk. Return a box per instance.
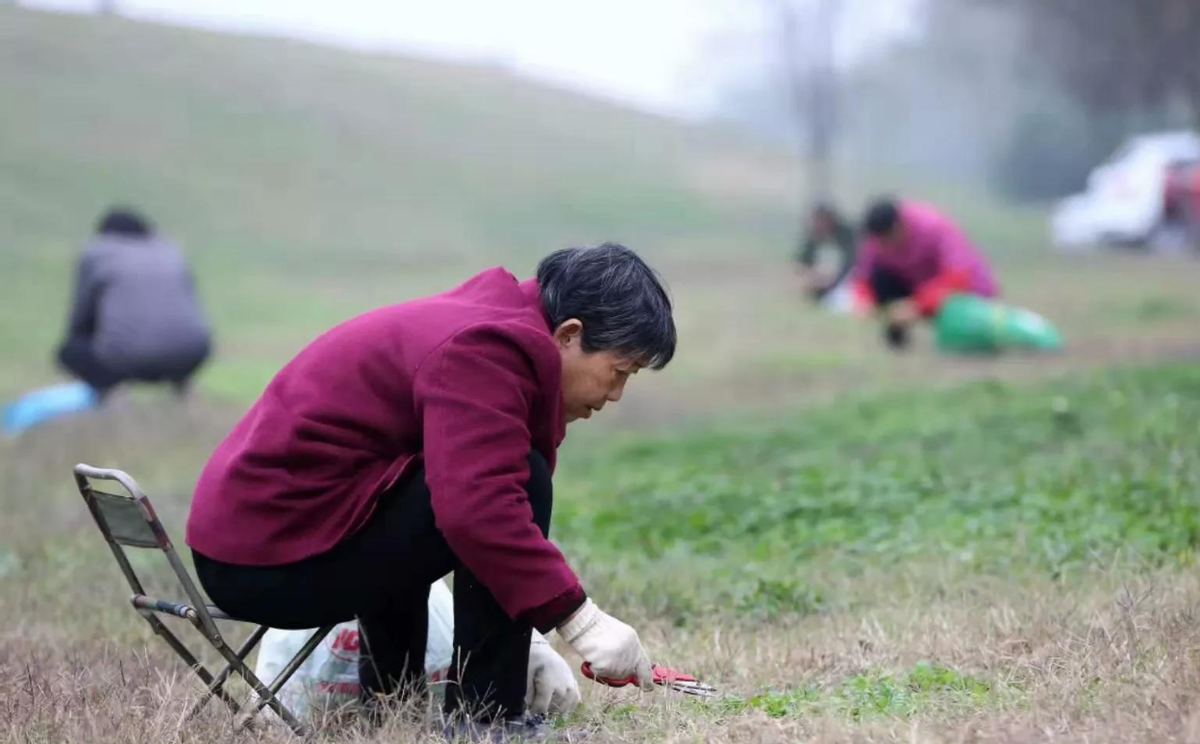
[773,0,840,204]
[808,0,838,202]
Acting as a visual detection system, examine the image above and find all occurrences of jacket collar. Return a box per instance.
[518,276,567,447]
[519,277,555,334]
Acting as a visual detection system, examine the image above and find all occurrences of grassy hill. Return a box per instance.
[0,5,792,396]
[2,5,1198,418]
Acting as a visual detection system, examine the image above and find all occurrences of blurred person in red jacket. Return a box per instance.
[186,244,675,735]
[852,198,999,349]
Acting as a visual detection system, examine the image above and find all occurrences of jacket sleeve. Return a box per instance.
[912,226,976,316]
[912,270,972,317]
[65,254,101,339]
[413,328,584,631]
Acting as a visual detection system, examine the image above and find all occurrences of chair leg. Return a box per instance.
[140,613,243,714]
[229,625,334,736]
[184,624,269,722]
[140,609,333,736]
[213,645,309,736]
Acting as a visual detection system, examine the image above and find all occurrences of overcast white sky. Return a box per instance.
[22,0,920,116]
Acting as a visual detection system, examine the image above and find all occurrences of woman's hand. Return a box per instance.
[557,599,654,690]
[526,631,581,715]
[885,299,920,326]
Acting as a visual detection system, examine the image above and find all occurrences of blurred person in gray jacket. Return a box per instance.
[57,207,211,397]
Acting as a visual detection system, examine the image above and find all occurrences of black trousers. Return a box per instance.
[867,265,915,306]
[57,336,210,394]
[193,451,553,722]
[868,265,916,350]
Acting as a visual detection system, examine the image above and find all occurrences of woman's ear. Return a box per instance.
[553,319,584,350]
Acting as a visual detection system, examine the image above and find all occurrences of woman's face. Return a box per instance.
[553,319,641,423]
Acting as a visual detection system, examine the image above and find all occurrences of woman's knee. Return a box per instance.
[525,451,553,536]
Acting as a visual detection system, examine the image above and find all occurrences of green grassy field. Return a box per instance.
[3,5,1200,743]
[5,5,1198,412]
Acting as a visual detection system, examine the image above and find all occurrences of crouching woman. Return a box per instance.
[185,244,676,736]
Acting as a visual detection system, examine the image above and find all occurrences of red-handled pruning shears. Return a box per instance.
[581,662,719,698]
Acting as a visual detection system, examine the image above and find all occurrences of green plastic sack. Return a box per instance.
[935,294,1063,353]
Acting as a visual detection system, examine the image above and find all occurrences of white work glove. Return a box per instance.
[557,599,654,690]
[525,630,581,715]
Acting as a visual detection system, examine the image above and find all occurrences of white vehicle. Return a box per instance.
[1051,130,1200,250]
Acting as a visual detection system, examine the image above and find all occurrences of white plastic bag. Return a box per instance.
[253,579,454,719]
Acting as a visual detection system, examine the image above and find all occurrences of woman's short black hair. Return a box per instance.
[536,243,676,370]
[97,207,153,238]
[863,198,901,237]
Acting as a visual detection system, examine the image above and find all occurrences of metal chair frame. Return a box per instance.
[73,463,335,736]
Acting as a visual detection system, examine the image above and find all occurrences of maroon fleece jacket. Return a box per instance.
[185,268,584,629]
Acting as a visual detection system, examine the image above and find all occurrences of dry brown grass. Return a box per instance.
[5,562,1200,743]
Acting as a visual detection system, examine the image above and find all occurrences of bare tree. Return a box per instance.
[767,0,841,202]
